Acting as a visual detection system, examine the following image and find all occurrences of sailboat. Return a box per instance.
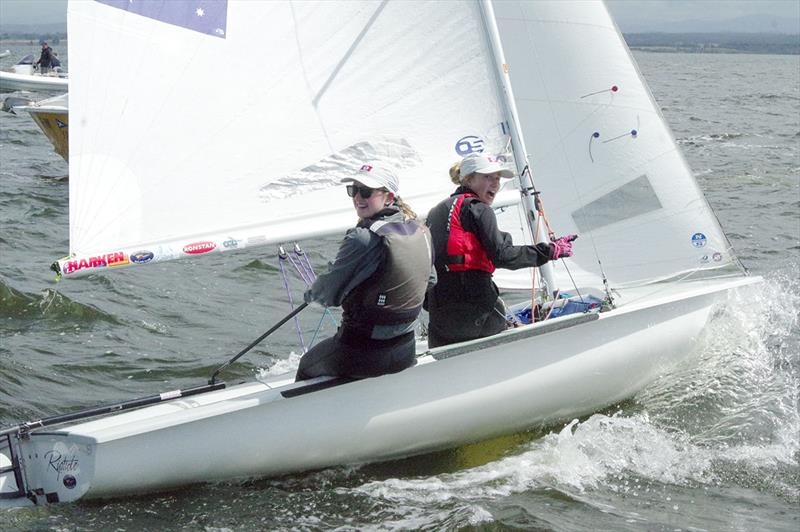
[1,0,757,506]
[12,93,69,161]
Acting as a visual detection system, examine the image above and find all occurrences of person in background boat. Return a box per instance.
[295,162,435,381]
[425,153,577,348]
[51,52,61,72]
[35,42,53,74]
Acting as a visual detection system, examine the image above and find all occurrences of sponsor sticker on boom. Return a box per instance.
[63,251,129,275]
[183,241,216,255]
[130,251,154,264]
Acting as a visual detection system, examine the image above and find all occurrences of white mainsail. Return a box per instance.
[60,0,516,276]
[491,0,741,290]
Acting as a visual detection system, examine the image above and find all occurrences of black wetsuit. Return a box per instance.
[425,186,552,347]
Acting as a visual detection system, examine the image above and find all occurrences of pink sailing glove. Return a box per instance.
[549,234,578,260]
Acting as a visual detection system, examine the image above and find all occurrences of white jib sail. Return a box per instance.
[491,0,741,290]
[61,0,516,277]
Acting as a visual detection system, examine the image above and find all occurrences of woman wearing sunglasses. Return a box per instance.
[425,153,577,348]
[295,162,434,381]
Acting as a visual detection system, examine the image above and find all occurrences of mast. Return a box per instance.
[478,0,558,298]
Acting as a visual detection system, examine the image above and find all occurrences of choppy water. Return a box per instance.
[1,49,798,531]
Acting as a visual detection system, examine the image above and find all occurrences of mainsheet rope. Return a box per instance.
[277,244,338,353]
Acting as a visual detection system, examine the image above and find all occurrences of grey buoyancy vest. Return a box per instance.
[342,218,432,333]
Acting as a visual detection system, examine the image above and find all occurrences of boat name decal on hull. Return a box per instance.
[44,450,79,481]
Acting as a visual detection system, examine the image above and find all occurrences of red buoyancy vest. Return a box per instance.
[445,194,495,274]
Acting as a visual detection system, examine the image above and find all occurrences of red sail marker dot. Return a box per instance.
[581,85,619,98]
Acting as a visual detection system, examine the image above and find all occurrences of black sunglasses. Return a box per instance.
[346,184,383,199]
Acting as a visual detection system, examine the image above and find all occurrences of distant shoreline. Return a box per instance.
[624,32,799,55]
[629,46,799,55]
[0,39,68,45]
[2,33,798,54]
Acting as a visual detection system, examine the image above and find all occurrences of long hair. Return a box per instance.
[356,193,417,223]
[394,195,417,220]
[449,161,475,186]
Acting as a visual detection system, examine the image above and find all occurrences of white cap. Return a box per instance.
[341,162,400,193]
[459,153,515,179]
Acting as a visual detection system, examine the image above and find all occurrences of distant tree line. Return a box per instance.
[0,32,66,44]
[623,32,799,54]
[2,30,796,54]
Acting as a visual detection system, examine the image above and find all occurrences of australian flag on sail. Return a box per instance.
[96,0,228,38]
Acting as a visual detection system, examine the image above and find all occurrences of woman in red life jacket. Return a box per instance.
[295,162,435,381]
[425,153,576,348]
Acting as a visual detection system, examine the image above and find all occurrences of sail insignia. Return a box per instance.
[95,0,228,38]
[259,138,421,202]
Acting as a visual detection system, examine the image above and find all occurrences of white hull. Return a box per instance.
[0,277,757,505]
[0,71,68,93]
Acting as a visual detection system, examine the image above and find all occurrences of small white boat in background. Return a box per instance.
[12,93,69,161]
[0,50,11,59]
[0,55,68,93]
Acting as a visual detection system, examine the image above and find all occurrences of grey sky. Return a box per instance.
[1,0,798,32]
[606,0,799,33]
[1,0,67,25]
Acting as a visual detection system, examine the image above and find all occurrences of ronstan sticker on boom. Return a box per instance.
[183,242,216,255]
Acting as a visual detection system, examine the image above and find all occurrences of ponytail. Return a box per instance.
[355,193,417,224]
[395,195,417,220]
[449,162,462,185]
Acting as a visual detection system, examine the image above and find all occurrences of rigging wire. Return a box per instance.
[284,247,314,286]
[277,244,338,353]
[293,244,317,281]
[291,244,338,330]
[520,164,586,304]
[531,207,541,322]
[278,246,306,352]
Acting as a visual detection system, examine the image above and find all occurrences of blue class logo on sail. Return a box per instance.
[691,233,707,248]
[96,0,228,38]
[455,136,485,156]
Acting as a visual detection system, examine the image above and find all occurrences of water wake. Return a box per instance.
[341,270,800,527]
